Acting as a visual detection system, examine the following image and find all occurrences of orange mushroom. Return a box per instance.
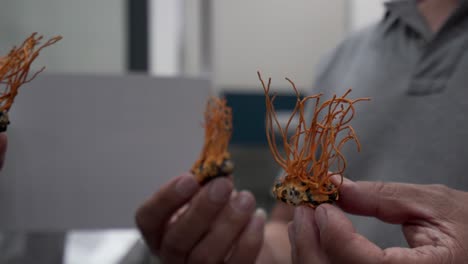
[191,97,234,184]
[259,71,369,207]
[0,33,62,131]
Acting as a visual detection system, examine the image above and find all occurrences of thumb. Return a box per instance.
[335,178,436,224]
[316,204,448,264]
[289,207,328,263]
[315,204,383,264]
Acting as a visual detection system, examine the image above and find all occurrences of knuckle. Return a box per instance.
[373,181,398,198]
[381,249,407,264]
[372,182,399,217]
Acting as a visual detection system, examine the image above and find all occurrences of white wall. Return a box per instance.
[0,0,125,74]
[147,0,386,92]
[349,0,387,32]
[150,0,185,76]
[212,0,347,93]
[182,0,203,77]
[149,0,205,77]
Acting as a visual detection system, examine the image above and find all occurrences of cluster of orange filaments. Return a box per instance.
[191,97,234,184]
[258,71,369,207]
[0,33,62,131]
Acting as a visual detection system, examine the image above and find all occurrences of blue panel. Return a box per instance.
[223,92,300,145]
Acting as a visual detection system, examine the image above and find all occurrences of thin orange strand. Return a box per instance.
[0,33,62,112]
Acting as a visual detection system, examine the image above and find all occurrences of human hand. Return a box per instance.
[135,174,266,264]
[289,178,468,264]
[255,221,293,264]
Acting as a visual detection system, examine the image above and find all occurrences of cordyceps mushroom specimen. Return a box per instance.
[0,33,62,132]
[258,71,369,208]
[191,97,235,184]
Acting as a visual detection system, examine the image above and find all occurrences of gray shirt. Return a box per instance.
[313,0,468,247]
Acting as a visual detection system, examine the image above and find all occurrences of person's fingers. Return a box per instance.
[289,206,329,264]
[168,203,190,225]
[256,221,291,264]
[315,204,447,264]
[187,190,256,263]
[288,222,297,264]
[169,191,236,226]
[160,177,233,263]
[333,177,436,224]
[135,174,199,254]
[0,132,7,170]
[226,208,267,264]
[315,204,383,264]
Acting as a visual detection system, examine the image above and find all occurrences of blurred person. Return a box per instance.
[136,0,468,263]
[285,0,468,262]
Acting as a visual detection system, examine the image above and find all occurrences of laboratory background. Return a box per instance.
[0,0,385,263]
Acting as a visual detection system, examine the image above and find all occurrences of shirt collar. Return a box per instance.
[381,0,432,39]
[380,0,468,39]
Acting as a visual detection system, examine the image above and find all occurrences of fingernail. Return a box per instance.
[315,206,328,231]
[169,204,189,224]
[209,179,232,203]
[247,208,266,234]
[175,176,198,198]
[231,191,255,212]
[329,174,342,184]
[230,190,238,200]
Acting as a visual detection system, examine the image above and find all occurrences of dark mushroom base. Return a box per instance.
[272,178,339,208]
[0,111,10,132]
[191,158,235,185]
